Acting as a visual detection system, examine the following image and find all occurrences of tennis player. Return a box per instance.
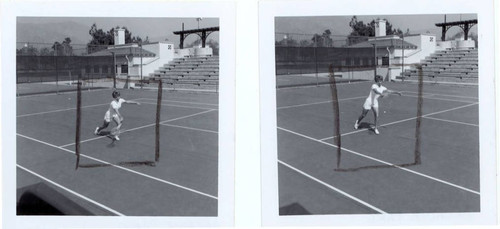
[354,75,401,134]
[94,90,140,140]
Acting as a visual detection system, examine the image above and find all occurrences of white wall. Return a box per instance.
[127,42,175,79]
[403,34,437,64]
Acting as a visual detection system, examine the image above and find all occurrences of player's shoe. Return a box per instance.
[114,135,120,141]
[354,120,359,130]
[374,128,380,135]
[94,127,99,135]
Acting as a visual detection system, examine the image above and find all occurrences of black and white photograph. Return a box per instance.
[260,0,496,226]
[2,1,236,228]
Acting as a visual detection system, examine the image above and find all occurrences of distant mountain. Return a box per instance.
[17,21,92,45]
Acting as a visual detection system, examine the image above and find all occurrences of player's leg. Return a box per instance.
[372,106,380,134]
[95,120,110,135]
[355,109,369,129]
[111,116,122,140]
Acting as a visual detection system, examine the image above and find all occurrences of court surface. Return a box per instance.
[277,80,479,215]
[16,89,218,216]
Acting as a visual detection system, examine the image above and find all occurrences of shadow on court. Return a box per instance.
[334,161,420,172]
[78,161,157,168]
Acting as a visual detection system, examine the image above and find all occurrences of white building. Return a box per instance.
[87,27,214,80]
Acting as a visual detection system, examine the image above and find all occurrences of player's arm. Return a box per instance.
[372,88,384,95]
[385,90,402,96]
[123,99,141,105]
[113,107,122,119]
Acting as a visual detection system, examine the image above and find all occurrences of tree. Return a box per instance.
[206,39,219,55]
[17,45,39,56]
[52,37,73,56]
[310,30,333,47]
[347,16,404,45]
[40,47,53,56]
[87,24,146,53]
[87,23,112,53]
[299,39,312,47]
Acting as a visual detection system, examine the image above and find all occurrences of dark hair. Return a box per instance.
[375,75,383,82]
[112,91,120,99]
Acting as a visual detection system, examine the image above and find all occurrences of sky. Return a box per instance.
[275,14,478,41]
[17,17,219,46]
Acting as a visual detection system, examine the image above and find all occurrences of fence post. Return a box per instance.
[55,46,59,94]
[113,52,116,89]
[373,38,377,78]
[402,35,405,82]
[314,38,319,86]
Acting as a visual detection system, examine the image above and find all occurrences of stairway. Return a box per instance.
[148,56,219,92]
[399,49,478,84]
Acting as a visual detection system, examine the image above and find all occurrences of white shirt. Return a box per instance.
[364,84,387,108]
[108,98,125,116]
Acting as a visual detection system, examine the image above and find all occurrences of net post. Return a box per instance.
[414,65,423,165]
[155,79,163,162]
[75,73,82,170]
[329,64,341,169]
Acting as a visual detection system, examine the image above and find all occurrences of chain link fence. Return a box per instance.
[16,42,129,96]
[275,33,413,87]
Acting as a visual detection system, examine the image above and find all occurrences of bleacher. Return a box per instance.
[147,56,219,92]
[399,48,478,84]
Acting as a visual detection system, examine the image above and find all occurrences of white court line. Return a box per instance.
[137,98,218,106]
[401,91,478,99]
[277,96,366,110]
[278,160,387,214]
[320,102,478,141]
[17,103,109,118]
[401,94,476,103]
[278,127,480,195]
[18,133,218,200]
[17,97,148,118]
[16,88,110,99]
[59,109,216,148]
[138,101,217,110]
[17,164,125,216]
[423,116,479,127]
[160,123,218,134]
[277,80,371,90]
[277,93,474,111]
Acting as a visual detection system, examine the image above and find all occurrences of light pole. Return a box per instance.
[196,18,203,29]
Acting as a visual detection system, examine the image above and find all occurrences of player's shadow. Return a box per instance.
[78,161,157,168]
[79,131,156,168]
[356,122,379,134]
[334,161,420,172]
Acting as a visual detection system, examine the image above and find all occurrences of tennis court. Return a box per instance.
[16,88,219,216]
[277,79,479,214]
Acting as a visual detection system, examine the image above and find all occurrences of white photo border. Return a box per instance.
[259,0,496,226]
[1,1,235,228]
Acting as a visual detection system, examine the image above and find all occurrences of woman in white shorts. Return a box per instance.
[354,75,401,134]
[94,91,140,140]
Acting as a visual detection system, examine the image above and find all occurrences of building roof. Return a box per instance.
[349,38,418,49]
[173,26,220,35]
[87,47,156,57]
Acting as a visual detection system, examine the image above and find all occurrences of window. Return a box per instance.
[382,57,389,66]
[121,64,128,74]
